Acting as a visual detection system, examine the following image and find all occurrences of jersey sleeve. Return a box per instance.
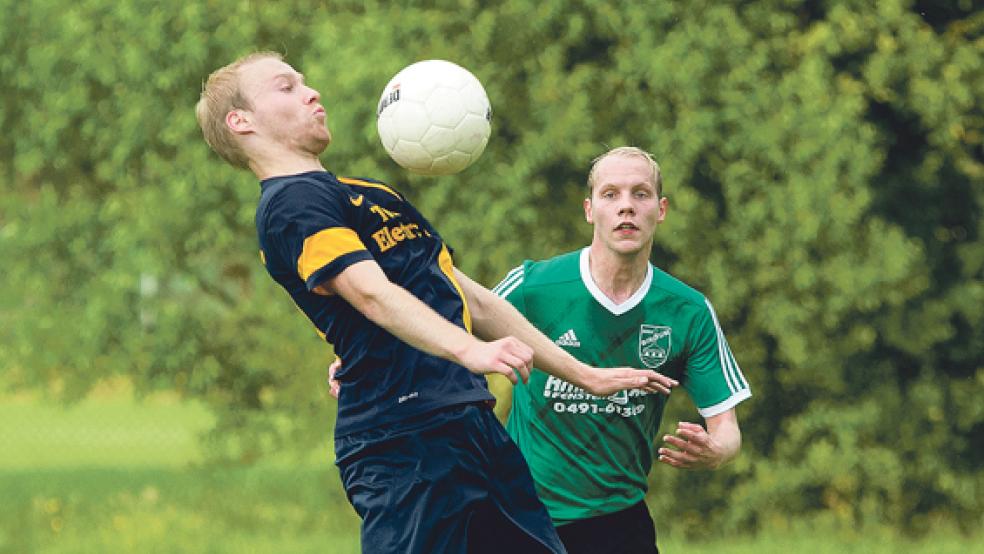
[683,298,752,417]
[491,262,528,315]
[261,180,373,291]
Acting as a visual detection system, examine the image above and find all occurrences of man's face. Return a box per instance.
[584,155,667,257]
[236,57,331,155]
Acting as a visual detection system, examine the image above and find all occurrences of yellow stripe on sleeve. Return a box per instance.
[438,245,472,334]
[297,227,367,281]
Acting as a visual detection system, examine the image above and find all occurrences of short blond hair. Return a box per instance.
[195,51,283,169]
[587,146,663,197]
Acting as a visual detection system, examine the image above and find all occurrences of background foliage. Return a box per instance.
[1,0,981,540]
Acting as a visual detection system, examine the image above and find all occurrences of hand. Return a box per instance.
[327,357,341,399]
[457,336,533,385]
[657,421,726,469]
[582,367,678,397]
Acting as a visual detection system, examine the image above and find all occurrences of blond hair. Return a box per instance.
[587,146,663,197]
[195,51,283,169]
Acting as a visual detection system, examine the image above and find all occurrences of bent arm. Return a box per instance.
[323,260,532,383]
[325,260,473,362]
[454,268,676,396]
[658,408,742,469]
[705,408,742,467]
[454,267,591,382]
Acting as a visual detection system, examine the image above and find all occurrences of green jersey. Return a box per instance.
[493,248,751,525]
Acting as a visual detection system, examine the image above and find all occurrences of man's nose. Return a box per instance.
[304,86,321,103]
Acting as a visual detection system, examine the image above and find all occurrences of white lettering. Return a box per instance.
[398,392,419,404]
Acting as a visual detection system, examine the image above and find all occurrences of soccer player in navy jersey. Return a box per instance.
[196,52,677,554]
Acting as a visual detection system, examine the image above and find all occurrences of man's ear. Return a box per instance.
[226,109,252,135]
[657,196,669,223]
[583,197,593,224]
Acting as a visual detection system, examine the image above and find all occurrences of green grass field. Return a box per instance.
[0,390,357,553]
[0,392,978,553]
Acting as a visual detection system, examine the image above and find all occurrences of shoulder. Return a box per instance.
[648,267,712,312]
[335,175,405,201]
[266,172,347,201]
[520,250,582,288]
[647,269,731,338]
[255,172,355,236]
[492,250,579,299]
[259,172,343,214]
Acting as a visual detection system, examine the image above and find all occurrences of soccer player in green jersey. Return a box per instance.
[491,146,752,554]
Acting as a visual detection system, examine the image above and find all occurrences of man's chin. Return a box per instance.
[312,135,331,154]
[611,241,649,257]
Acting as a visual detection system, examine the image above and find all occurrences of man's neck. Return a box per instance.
[587,244,651,305]
[250,148,325,180]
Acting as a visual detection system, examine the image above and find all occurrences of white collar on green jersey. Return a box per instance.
[579,247,653,316]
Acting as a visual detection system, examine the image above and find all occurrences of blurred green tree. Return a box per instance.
[0,0,979,535]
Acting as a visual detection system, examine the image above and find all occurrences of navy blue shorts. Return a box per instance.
[335,402,567,554]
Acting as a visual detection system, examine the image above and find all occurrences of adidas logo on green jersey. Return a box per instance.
[555,329,580,347]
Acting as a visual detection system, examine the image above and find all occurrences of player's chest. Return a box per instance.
[534,301,685,373]
[349,194,432,256]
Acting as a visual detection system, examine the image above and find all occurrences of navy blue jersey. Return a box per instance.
[255,170,494,436]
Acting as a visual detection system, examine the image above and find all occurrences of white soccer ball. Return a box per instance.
[377,60,492,176]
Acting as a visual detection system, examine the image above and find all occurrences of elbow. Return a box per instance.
[470,294,514,341]
[730,423,743,452]
[462,287,495,334]
[722,428,743,467]
[468,296,492,328]
[463,282,492,317]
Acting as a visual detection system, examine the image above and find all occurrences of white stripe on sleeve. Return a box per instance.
[492,266,524,298]
[704,298,748,395]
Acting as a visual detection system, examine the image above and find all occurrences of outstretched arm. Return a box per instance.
[453,268,677,397]
[323,260,533,384]
[657,408,742,469]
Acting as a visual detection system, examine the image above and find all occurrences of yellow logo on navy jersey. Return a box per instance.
[370,205,400,222]
[350,193,428,253]
[373,222,424,252]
